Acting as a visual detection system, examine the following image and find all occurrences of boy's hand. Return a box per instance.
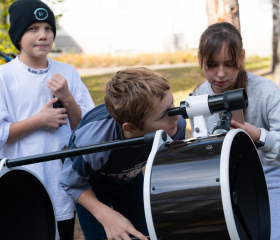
[99,208,148,240]
[231,120,261,142]
[39,98,68,128]
[46,74,71,103]
[46,73,82,130]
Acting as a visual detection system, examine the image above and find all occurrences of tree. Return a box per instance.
[206,0,241,31]
[272,0,280,86]
[0,0,17,57]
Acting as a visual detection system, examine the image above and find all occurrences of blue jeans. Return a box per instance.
[75,173,148,240]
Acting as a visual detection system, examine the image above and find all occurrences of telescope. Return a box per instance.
[168,88,248,138]
[0,89,270,240]
[142,88,269,239]
[144,129,270,240]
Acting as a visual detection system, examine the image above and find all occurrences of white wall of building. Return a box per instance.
[53,0,273,57]
[239,0,272,56]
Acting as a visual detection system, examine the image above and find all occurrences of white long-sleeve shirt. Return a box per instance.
[0,56,95,221]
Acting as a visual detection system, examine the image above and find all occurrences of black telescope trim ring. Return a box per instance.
[223,91,230,111]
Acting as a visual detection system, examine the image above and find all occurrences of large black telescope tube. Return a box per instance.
[168,88,248,119]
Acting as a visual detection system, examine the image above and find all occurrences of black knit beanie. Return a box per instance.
[8,0,56,50]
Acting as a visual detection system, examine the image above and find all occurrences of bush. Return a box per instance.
[51,50,198,68]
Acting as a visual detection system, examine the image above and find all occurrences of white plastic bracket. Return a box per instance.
[143,130,173,240]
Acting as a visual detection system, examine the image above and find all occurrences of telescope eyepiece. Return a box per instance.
[167,101,189,119]
[167,107,181,117]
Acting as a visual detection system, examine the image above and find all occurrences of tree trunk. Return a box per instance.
[206,0,241,32]
[272,0,280,86]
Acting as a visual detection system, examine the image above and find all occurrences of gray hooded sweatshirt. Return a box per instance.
[192,71,280,240]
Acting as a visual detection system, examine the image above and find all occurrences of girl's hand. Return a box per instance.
[231,119,261,142]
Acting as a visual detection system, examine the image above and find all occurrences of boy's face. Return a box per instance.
[18,22,54,61]
[140,90,180,137]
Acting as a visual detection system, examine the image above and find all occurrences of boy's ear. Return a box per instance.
[122,122,138,133]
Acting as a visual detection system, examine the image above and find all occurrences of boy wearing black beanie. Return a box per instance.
[0,0,95,239]
[9,0,56,50]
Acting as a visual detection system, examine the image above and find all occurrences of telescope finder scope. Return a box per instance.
[168,88,248,119]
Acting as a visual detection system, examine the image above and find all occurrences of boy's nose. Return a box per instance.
[172,114,180,121]
[38,30,47,39]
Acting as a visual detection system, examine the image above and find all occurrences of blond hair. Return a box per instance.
[105,67,170,130]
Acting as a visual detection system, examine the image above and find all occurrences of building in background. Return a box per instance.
[53,0,272,57]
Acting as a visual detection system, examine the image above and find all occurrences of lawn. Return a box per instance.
[82,66,203,107]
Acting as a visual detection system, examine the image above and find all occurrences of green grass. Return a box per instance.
[245,56,270,72]
[82,74,113,105]
[82,66,204,107]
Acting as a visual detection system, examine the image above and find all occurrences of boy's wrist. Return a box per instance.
[95,203,113,223]
[30,113,44,129]
[60,94,74,108]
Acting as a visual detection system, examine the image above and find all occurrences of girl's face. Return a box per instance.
[202,43,245,94]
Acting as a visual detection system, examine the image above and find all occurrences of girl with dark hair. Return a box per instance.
[192,21,280,240]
